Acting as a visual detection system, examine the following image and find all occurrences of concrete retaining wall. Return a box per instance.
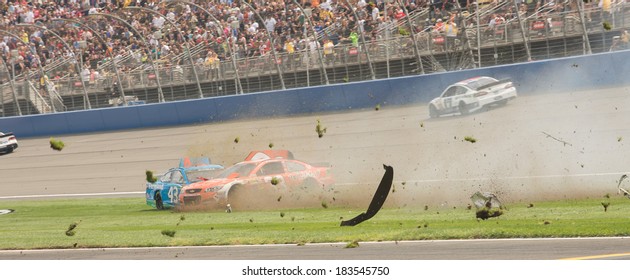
[2,50,628,138]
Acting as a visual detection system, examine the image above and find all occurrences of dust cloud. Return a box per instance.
[180,84,630,211]
[5,83,628,211]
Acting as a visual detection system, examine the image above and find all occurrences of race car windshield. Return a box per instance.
[186,169,223,183]
[216,163,257,179]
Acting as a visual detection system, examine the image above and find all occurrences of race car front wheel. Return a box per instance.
[155,193,164,210]
[429,105,439,118]
[228,184,282,211]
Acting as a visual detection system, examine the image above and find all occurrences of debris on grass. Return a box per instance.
[176,215,186,226]
[345,240,359,248]
[602,201,610,212]
[67,222,78,232]
[65,221,80,236]
[617,174,630,199]
[475,207,503,220]
[161,230,176,237]
[315,119,327,138]
[527,203,534,208]
[471,191,504,220]
[50,137,65,151]
[543,220,551,225]
[321,201,328,209]
[297,242,305,246]
[280,212,285,218]
[145,170,157,183]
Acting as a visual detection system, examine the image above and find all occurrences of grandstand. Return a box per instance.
[1,0,629,117]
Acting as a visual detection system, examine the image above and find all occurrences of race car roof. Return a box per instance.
[244,150,295,161]
[456,76,497,89]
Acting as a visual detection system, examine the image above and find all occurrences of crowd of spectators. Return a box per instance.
[0,0,627,92]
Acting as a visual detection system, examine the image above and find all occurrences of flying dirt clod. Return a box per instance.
[50,137,65,151]
[315,119,327,138]
[145,170,157,183]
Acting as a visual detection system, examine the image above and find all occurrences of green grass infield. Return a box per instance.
[1,196,630,250]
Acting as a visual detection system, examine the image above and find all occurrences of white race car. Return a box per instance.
[0,132,18,154]
[428,76,517,118]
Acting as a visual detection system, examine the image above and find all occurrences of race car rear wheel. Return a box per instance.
[429,105,439,118]
[155,193,164,210]
[459,102,469,115]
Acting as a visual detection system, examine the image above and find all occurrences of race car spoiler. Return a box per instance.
[179,157,212,168]
[477,78,512,91]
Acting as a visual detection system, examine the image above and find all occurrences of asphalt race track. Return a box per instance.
[1,86,630,259]
[2,86,630,204]
[0,237,630,260]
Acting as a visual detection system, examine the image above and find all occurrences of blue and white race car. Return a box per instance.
[146,157,224,210]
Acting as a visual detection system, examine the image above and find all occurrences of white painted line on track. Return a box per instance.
[4,171,628,199]
[0,191,144,200]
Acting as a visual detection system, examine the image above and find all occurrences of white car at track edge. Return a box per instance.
[0,131,18,154]
[428,76,517,118]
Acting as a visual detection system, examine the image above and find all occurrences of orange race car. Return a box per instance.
[179,151,333,210]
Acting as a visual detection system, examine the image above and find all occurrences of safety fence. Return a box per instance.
[1,1,629,117]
